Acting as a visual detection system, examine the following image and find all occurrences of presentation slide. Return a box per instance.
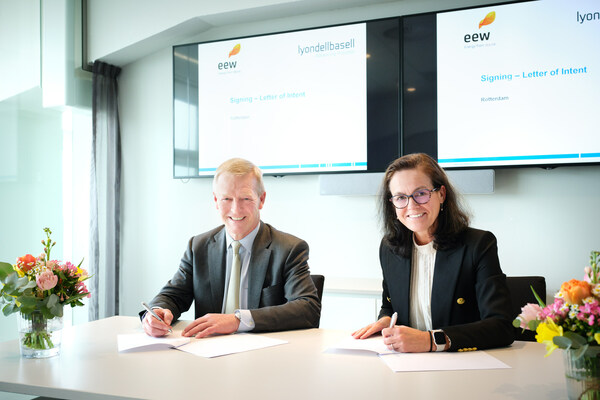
[437,0,600,168]
[196,24,367,175]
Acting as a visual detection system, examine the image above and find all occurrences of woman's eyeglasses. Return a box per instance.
[389,187,440,209]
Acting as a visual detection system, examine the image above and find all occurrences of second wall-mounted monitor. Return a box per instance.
[402,0,600,169]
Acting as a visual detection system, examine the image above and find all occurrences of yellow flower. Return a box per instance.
[595,332,600,345]
[536,320,563,357]
[13,265,24,278]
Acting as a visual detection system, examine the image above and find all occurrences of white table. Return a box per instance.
[0,316,567,399]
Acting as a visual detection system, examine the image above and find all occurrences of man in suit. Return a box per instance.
[142,158,321,338]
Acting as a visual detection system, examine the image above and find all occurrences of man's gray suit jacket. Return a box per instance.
[148,222,321,331]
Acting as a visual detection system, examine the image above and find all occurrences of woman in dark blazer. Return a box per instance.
[352,153,513,352]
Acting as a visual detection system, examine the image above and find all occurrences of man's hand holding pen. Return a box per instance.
[142,306,174,337]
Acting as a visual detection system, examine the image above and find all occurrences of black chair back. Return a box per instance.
[310,274,325,303]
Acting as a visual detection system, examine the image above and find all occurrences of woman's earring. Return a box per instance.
[440,202,444,212]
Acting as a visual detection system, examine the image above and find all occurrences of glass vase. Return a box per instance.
[17,311,63,358]
[564,349,600,400]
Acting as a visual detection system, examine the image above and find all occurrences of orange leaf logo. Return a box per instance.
[479,11,496,29]
[229,44,241,58]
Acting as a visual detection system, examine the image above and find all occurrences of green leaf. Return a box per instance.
[18,296,38,307]
[5,273,18,286]
[585,346,600,358]
[2,292,15,302]
[531,285,546,308]
[56,270,67,281]
[2,303,17,316]
[512,319,521,328]
[23,280,37,290]
[47,293,59,309]
[64,292,89,305]
[47,301,63,318]
[41,307,54,319]
[37,306,51,319]
[0,262,14,281]
[564,331,588,347]
[25,307,41,315]
[554,335,573,350]
[12,275,35,292]
[528,320,540,331]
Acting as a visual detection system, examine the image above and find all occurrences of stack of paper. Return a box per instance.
[327,335,511,372]
[176,333,287,358]
[117,332,287,358]
[117,332,190,353]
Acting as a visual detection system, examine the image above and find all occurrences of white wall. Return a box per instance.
[87,0,302,63]
[87,0,513,65]
[114,0,600,329]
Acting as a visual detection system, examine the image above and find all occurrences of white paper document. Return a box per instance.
[328,335,510,372]
[378,350,510,372]
[118,332,287,358]
[117,332,191,353]
[176,333,288,358]
[328,335,394,355]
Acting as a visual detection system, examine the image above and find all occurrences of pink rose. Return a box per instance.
[36,269,58,291]
[517,303,542,330]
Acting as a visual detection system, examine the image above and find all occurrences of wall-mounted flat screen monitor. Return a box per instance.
[175,0,599,178]
[402,0,600,169]
[173,19,400,178]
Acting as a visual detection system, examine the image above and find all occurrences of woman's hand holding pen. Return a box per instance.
[352,312,431,353]
[382,325,431,353]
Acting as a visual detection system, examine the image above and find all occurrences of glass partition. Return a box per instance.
[0,87,91,342]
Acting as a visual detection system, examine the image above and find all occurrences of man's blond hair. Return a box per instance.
[213,158,265,196]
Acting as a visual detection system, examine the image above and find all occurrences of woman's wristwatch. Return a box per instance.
[431,329,448,351]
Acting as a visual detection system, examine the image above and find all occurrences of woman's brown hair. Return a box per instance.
[378,153,470,257]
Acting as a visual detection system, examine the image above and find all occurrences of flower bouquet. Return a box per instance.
[0,228,91,358]
[514,250,600,400]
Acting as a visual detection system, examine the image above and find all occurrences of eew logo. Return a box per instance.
[464,11,495,43]
[218,44,241,70]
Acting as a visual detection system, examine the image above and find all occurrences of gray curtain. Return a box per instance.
[89,61,122,321]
